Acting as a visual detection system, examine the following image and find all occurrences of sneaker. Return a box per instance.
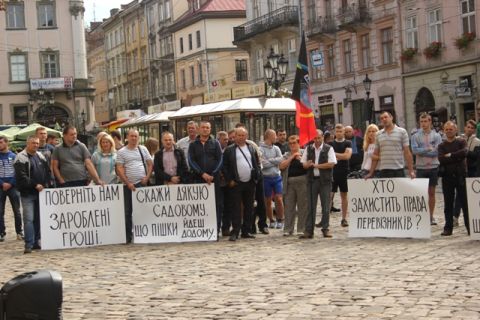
[283,232,293,236]
[24,247,32,254]
[453,217,459,227]
[0,235,4,242]
[269,221,277,228]
[430,217,438,226]
[276,221,284,229]
[32,243,42,250]
[16,233,24,240]
[341,219,349,227]
[331,207,341,212]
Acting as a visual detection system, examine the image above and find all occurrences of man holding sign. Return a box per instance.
[116,129,153,243]
[366,111,415,179]
[14,136,50,253]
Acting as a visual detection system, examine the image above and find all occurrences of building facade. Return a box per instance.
[0,0,94,129]
[304,0,404,131]
[233,0,300,97]
[86,22,108,124]
[102,7,127,121]
[143,0,187,111]
[170,0,249,106]
[401,0,480,131]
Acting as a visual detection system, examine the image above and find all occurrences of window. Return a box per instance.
[193,0,201,10]
[343,39,352,73]
[196,30,201,48]
[307,0,316,26]
[9,54,27,82]
[41,52,59,78]
[461,0,476,34]
[179,37,184,54]
[405,16,418,48]
[381,27,393,64]
[180,69,186,89]
[198,63,203,84]
[165,0,171,19]
[267,0,274,12]
[133,50,138,71]
[190,65,195,87]
[188,34,193,50]
[288,38,296,72]
[253,0,260,19]
[256,48,264,79]
[360,33,370,68]
[428,9,442,43]
[159,2,164,21]
[13,106,29,124]
[131,23,136,42]
[168,73,174,93]
[37,2,56,28]
[235,60,248,81]
[6,2,25,29]
[327,44,336,77]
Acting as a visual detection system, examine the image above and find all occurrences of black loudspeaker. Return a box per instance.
[0,270,63,320]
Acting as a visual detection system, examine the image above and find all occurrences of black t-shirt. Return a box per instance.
[288,158,307,177]
[332,139,352,171]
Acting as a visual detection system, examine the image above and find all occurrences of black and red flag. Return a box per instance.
[292,33,317,146]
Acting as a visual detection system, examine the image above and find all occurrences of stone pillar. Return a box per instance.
[69,0,88,82]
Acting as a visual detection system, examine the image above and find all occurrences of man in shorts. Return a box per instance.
[411,113,442,225]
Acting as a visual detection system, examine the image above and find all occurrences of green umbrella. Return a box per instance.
[15,123,62,141]
[0,126,21,140]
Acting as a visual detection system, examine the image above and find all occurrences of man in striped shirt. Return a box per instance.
[411,113,442,225]
[366,111,415,179]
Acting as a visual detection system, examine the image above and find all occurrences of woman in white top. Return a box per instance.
[361,124,379,177]
[91,134,118,184]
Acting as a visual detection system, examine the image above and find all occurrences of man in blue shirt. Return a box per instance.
[0,136,23,242]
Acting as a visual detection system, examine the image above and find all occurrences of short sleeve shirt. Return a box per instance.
[375,125,409,170]
[116,145,152,184]
[51,141,91,182]
[331,139,352,171]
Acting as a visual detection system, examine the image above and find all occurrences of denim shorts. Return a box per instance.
[263,175,283,197]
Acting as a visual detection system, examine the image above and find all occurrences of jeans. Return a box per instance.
[378,169,405,178]
[442,175,469,233]
[252,175,268,230]
[21,193,40,249]
[0,187,22,236]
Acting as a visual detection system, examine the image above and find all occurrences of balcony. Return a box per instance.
[233,6,299,44]
[337,4,371,33]
[306,16,337,41]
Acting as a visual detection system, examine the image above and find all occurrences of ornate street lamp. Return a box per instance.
[363,74,374,123]
[263,47,288,97]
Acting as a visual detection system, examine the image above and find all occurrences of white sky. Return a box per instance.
[84,0,129,25]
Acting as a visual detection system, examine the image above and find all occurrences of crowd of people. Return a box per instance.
[0,110,474,253]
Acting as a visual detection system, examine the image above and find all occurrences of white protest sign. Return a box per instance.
[348,178,431,238]
[132,183,217,243]
[40,185,126,250]
[466,178,480,240]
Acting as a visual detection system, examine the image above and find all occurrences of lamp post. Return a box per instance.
[362,74,373,123]
[263,47,288,97]
[81,110,86,134]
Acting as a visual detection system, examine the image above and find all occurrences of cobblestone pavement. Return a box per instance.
[1,190,479,320]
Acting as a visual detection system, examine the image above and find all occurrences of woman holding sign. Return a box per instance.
[361,124,379,178]
[91,134,118,184]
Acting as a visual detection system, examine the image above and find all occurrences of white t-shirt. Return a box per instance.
[361,144,376,171]
[116,145,152,184]
[236,145,252,182]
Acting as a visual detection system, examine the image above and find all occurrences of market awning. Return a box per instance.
[100,118,129,131]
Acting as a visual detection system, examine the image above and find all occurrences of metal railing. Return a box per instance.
[338,4,370,25]
[306,16,337,37]
[233,6,299,42]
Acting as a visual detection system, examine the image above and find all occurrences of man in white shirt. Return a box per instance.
[300,130,337,238]
[116,129,153,243]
